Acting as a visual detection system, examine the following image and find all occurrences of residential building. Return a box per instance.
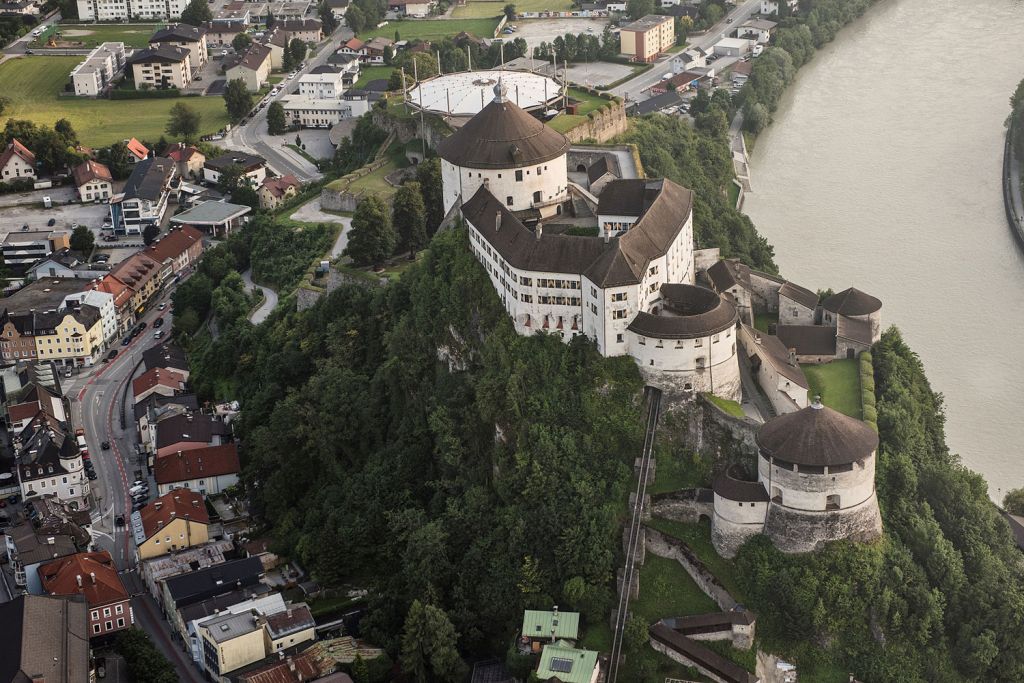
[27,250,107,282]
[91,274,136,335]
[323,0,348,19]
[203,19,247,46]
[620,14,674,62]
[226,43,272,92]
[297,66,345,99]
[125,137,149,163]
[672,47,706,73]
[182,591,283,660]
[281,95,369,128]
[258,175,301,210]
[0,595,91,683]
[3,519,84,589]
[127,44,192,89]
[204,152,268,187]
[38,550,133,639]
[109,251,163,314]
[170,200,252,238]
[0,0,41,15]
[536,641,599,683]
[737,18,777,44]
[277,18,322,42]
[165,142,206,179]
[150,23,208,67]
[154,412,232,458]
[201,611,270,680]
[339,38,366,60]
[363,36,393,64]
[388,0,432,17]
[0,139,35,183]
[521,609,580,652]
[72,159,113,202]
[161,555,264,614]
[739,325,809,414]
[145,224,205,274]
[70,42,126,96]
[236,646,347,683]
[63,288,118,344]
[154,442,241,495]
[263,27,291,69]
[133,367,187,404]
[142,342,190,376]
[132,488,210,560]
[138,538,233,601]
[31,304,105,367]
[135,393,199,460]
[761,0,798,15]
[77,0,188,20]
[109,156,177,235]
[1,230,70,271]
[15,418,90,508]
[6,382,67,433]
[263,603,316,653]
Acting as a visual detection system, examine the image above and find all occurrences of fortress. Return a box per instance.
[441,80,884,556]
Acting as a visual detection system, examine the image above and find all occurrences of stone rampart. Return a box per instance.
[763,497,883,554]
[563,99,628,144]
[650,489,714,524]
[644,526,736,611]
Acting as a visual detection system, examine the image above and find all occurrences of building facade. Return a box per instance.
[127,45,192,89]
[620,14,674,62]
[70,42,126,96]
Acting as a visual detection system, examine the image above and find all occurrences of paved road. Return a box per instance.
[221,26,352,182]
[70,291,175,571]
[241,269,278,324]
[610,0,764,100]
[132,592,205,683]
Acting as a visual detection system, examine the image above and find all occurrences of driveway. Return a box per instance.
[1,201,110,233]
[242,269,278,325]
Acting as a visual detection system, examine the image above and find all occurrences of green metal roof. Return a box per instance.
[536,642,598,683]
[170,200,251,226]
[521,610,580,640]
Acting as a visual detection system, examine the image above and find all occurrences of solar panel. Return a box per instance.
[549,658,573,674]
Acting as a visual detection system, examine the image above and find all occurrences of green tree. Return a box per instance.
[346,4,365,33]
[625,0,654,20]
[623,614,649,653]
[143,224,160,246]
[393,181,427,258]
[267,101,287,135]
[743,101,769,134]
[179,0,212,26]
[166,102,201,141]
[115,628,178,683]
[54,118,77,146]
[319,1,339,32]
[503,3,516,20]
[174,308,201,336]
[231,32,252,52]
[289,38,307,65]
[69,225,94,253]
[351,653,369,683]
[400,601,467,683]
[100,141,132,179]
[1004,488,1024,516]
[224,78,254,123]
[0,96,10,117]
[415,157,444,235]
[211,270,251,324]
[346,195,395,268]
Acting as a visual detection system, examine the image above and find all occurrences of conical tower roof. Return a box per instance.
[437,79,569,170]
[756,398,878,466]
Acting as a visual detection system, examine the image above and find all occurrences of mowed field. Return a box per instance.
[43,23,163,47]
[452,0,573,18]
[0,57,230,147]
[359,18,500,42]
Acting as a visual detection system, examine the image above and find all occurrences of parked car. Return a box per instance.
[154,330,165,340]
[114,515,124,527]
[132,500,146,511]
[158,303,167,310]
[101,441,110,450]
[121,337,131,346]
[106,349,118,360]
[47,218,55,226]
[87,470,98,480]
[137,321,147,332]
[8,494,20,504]
[153,317,164,328]
[131,480,146,488]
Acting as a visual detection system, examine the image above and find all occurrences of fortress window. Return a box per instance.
[498,174,502,178]
[694,338,703,347]
[537,166,542,176]
[713,334,720,343]
[616,334,624,343]
[638,337,646,345]
[506,196,513,206]
[533,191,541,204]
[515,170,523,181]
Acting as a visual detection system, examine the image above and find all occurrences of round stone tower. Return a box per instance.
[757,398,883,554]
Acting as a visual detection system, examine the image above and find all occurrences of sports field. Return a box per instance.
[452,0,573,18]
[40,23,163,48]
[359,18,501,42]
[0,57,230,147]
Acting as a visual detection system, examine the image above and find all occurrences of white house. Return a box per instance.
[72,160,113,202]
[281,96,369,128]
[63,289,118,344]
[297,67,346,99]
[671,47,706,73]
[388,0,433,17]
[203,153,267,187]
[0,139,36,183]
[109,157,177,235]
[712,37,751,57]
[77,0,187,20]
[70,42,126,97]
[760,0,798,16]
[149,24,209,68]
[737,18,777,44]
[154,444,240,496]
[446,82,741,400]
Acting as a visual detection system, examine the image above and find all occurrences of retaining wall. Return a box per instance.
[644,526,736,611]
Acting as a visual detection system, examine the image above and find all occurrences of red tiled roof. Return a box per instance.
[139,488,209,540]
[132,367,186,398]
[72,159,112,187]
[126,137,149,160]
[155,443,240,485]
[344,38,364,50]
[0,138,35,169]
[166,142,203,163]
[93,275,133,307]
[8,401,41,422]
[260,175,300,199]
[38,551,129,607]
[110,252,161,292]
[237,649,339,683]
[146,225,203,264]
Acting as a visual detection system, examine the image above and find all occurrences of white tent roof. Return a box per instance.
[407,69,561,117]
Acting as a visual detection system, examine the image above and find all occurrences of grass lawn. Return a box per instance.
[704,393,745,418]
[644,517,744,602]
[547,114,585,133]
[548,88,615,133]
[754,311,777,333]
[649,443,705,495]
[728,181,740,207]
[452,0,573,18]
[47,23,162,48]
[0,57,229,147]
[354,64,394,90]
[359,18,500,42]
[801,358,861,418]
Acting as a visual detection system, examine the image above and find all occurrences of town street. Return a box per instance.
[610,0,764,100]
[220,26,353,182]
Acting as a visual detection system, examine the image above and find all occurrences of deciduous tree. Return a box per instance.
[223,78,253,124]
[625,0,654,20]
[70,225,94,253]
[166,102,201,141]
[267,101,287,135]
[179,0,212,26]
[231,32,252,52]
[415,157,443,235]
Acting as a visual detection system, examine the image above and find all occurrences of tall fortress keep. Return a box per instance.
[441,79,883,556]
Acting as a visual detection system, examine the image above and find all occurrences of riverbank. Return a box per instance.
[1003,126,1024,247]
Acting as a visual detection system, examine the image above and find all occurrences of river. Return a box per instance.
[743,0,1024,501]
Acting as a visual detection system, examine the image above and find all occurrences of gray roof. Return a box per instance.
[165,556,264,607]
[142,342,189,372]
[822,287,881,316]
[713,469,769,502]
[123,157,175,202]
[778,281,818,310]
[133,392,199,421]
[150,23,206,43]
[597,178,661,217]
[621,14,672,31]
[1,277,88,315]
[205,152,266,172]
[742,324,808,388]
[707,259,751,293]
[756,400,878,467]
[836,315,872,346]
[155,412,232,449]
[632,90,683,116]
[201,610,262,643]
[776,324,836,356]
[0,595,90,683]
[586,156,613,184]
[170,201,251,226]
[127,44,190,65]
[627,284,737,340]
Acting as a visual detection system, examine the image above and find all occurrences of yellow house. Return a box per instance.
[263,604,316,653]
[110,252,162,316]
[33,304,104,366]
[134,489,210,561]
[200,611,268,679]
[620,14,675,62]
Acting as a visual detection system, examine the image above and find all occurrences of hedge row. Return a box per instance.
[109,88,197,100]
[859,351,877,429]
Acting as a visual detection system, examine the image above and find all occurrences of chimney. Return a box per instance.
[788,348,797,366]
[603,226,610,243]
[535,222,543,241]
[90,572,96,584]
[288,657,296,672]
[494,212,501,232]
[170,511,176,518]
[286,608,293,618]
[47,536,55,545]
[76,574,82,587]
[154,501,163,510]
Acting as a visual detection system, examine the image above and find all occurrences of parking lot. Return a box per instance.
[511,17,610,55]
[1,201,110,234]
[564,61,634,88]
